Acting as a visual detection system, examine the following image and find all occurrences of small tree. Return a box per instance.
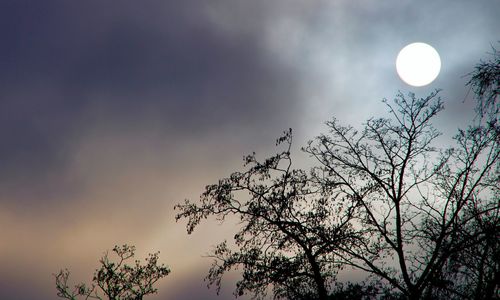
[54,245,170,300]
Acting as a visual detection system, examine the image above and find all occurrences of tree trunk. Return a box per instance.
[305,251,328,300]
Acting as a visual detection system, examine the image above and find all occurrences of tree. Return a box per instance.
[54,245,170,300]
[304,91,498,298]
[433,46,500,300]
[176,52,499,300]
[175,130,362,300]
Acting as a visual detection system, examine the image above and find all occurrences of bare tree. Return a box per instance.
[176,51,498,300]
[54,245,170,300]
[304,89,499,299]
[176,130,361,300]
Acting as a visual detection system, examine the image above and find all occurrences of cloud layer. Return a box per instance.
[1,0,499,299]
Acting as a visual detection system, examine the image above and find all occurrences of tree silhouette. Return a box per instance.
[432,46,500,300]
[54,245,170,300]
[176,130,362,300]
[305,89,498,299]
[176,52,498,299]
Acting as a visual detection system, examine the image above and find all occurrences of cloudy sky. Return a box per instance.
[0,0,498,299]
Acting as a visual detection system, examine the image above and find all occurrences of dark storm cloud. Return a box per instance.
[0,2,304,299]
[0,0,302,210]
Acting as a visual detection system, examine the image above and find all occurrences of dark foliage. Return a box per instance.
[327,282,380,300]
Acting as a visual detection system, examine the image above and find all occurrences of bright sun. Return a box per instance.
[396,43,441,87]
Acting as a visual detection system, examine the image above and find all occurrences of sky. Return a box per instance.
[0,0,498,299]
